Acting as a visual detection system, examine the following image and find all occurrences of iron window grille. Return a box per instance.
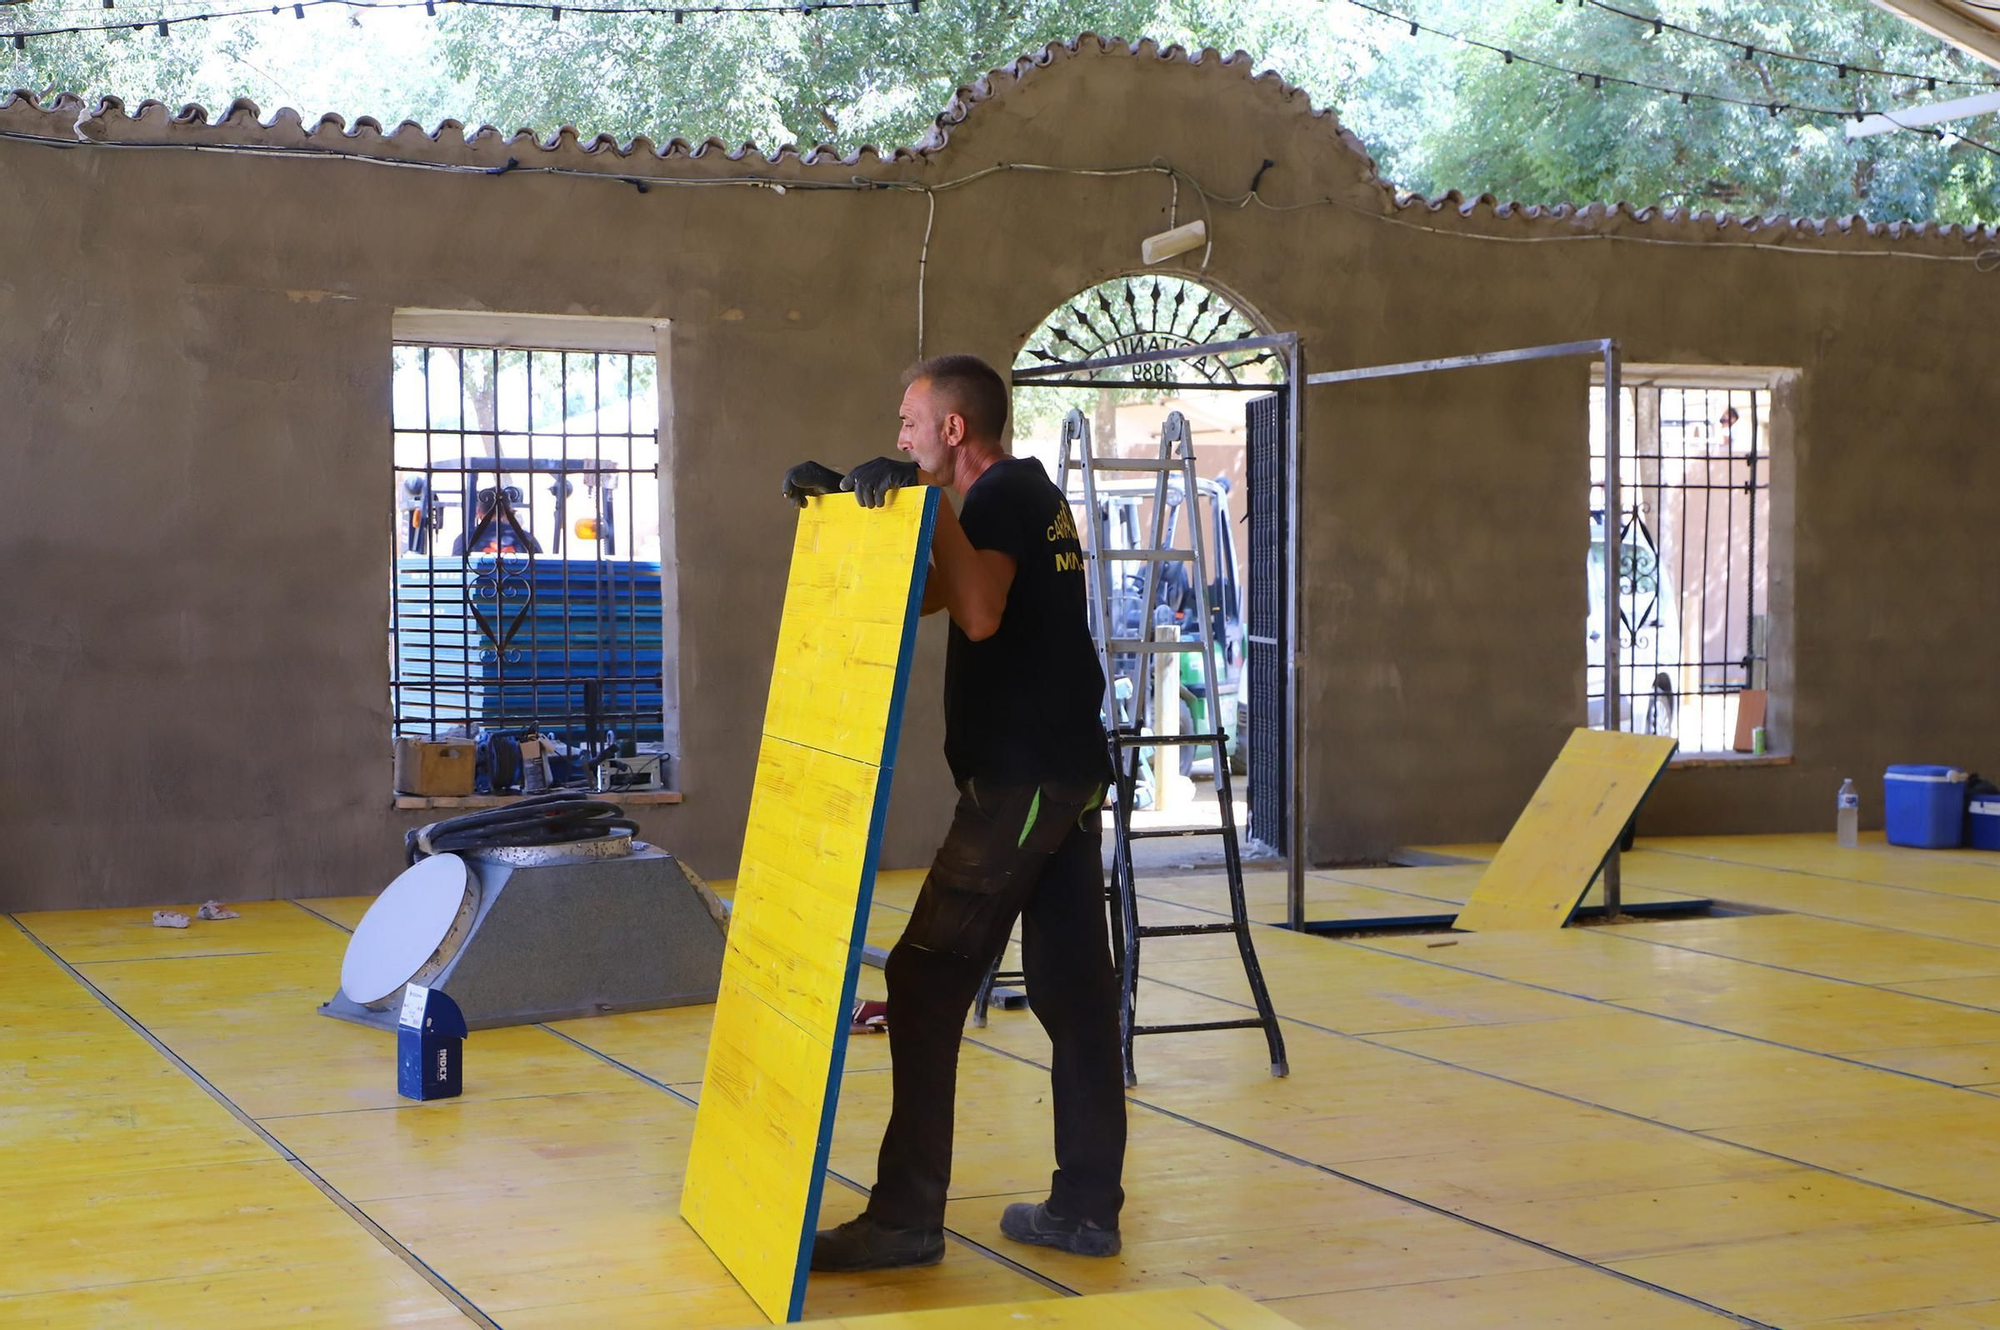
[1589,381,1772,752]
[390,343,666,772]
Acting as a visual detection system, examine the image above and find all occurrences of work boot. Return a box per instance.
[999,1201,1121,1257]
[809,1215,945,1272]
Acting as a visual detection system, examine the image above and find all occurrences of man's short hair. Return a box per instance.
[903,354,1008,443]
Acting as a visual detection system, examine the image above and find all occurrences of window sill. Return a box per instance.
[394,790,683,811]
[1668,753,1793,771]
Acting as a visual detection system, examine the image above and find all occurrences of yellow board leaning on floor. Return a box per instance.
[786,1285,1300,1329]
[682,486,939,1324]
[1454,728,1677,932]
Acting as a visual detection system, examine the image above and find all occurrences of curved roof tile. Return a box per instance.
[3,35,1994,248]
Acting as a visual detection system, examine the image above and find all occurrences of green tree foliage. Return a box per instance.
[426,0,1332,152]
[1348,1,1999,223]
[4,20,236,108]
[3,0,1993,221]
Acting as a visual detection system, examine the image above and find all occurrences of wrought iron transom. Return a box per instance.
[1015,276,1275,386]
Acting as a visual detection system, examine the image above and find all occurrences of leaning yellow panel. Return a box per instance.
[682,486,939,1323]
[1454,728,1677,932]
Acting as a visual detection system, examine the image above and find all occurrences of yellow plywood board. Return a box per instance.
[0,923,467,1324]
[762,489,942,764]
[681,487,938,1323]
[1454,729,1678,932]
[788,1285,1299,1328]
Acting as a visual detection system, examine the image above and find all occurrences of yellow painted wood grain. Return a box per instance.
[762,488,937,765]
[785,1285,1299,1328]
[1454,729,1677,932]
[0,922,467,1325]
[682,488,938,1323]
[27,826,2000,1325]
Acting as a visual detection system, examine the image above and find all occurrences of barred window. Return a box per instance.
[391,339,667,782]
[1589,373,1780,753]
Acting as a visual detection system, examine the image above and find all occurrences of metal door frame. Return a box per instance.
[1019,335,1626,933]
[1303,339,1625,930]
[1014,332,1305,915]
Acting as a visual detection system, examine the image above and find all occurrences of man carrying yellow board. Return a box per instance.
[782,354,1127,1270]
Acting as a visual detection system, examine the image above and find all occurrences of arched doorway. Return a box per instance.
[1010,274,1290,857]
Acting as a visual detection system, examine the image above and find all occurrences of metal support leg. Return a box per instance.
[1111,734,1144,1089]
[1213,742,1289,1077]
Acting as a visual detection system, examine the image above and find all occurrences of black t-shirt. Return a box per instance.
[942,457,1111,786]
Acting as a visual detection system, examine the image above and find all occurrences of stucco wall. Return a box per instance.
[3,40,1996,910]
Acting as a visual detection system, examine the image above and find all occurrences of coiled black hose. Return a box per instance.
[406,792,640,866]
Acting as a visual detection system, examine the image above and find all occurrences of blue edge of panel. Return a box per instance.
[785,487,941,1322]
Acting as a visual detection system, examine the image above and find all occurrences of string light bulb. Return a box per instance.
[2,0,916,42]
[1578,0,1994,93]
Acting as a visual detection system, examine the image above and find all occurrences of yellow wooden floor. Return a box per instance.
[12,832,2000,1326]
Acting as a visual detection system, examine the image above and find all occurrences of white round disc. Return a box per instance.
[340,853,475,1007]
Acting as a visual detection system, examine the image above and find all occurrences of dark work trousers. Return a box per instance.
[863,776,1127,1231]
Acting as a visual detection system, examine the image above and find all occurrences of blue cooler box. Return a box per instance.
[1970,793,2000,852]
[1884,765,1966,849]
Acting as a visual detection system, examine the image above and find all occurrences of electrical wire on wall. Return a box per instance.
[5,0,1999,355]
[0,122,1992,365]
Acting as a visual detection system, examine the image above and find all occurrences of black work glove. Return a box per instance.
[842,456,921,509]
[782,460,846,508]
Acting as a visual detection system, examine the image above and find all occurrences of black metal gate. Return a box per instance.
[1245,392,1286,853]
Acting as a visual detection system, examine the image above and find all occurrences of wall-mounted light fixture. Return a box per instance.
[1141,219,1207,265]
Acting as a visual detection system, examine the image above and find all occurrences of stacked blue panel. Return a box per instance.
[394,556,666,743]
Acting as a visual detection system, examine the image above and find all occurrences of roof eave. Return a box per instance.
[1870,0,2000,71]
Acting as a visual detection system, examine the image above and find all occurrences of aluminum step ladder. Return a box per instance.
[973,409,1288,1086]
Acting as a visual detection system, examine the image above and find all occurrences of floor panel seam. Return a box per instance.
[533,1023,1079,1300]
[1327,933,1999,1095]
[1602,927,2000,1018]
[953,1028,1771,1328]
[5,912,501,1330]
[1651,847,2000,904]
[287,889,1065,1298]
[1128,966,2000,1227]
[268,884,1990,1323]
[1121,877,2000,1098]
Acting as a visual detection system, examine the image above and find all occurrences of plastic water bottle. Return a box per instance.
[1837,778,1860,848]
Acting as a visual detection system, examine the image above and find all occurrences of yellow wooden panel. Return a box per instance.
[1813,1300,2000,1329]
[1658,832,2000,899]
[682,488,938,1323]
[793,1285,1298,1329]
[1615,912,2000,986]
[1375,1012,1952,1133]
[685,967,838,1310]
[1274,1266,1740,1329]
[0,922,466,1324]
[762,487,938,764]
[724,738,884,1037]
[1891,974,2000,1011]
[1608,1220,2000,1327]
[14,899,347,964]
[74,947,636,1119]
[41,826,2000,1326]
[1470,1166,1967,1263]
[0,1258,467,1329]
[1454,729,1678,932]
